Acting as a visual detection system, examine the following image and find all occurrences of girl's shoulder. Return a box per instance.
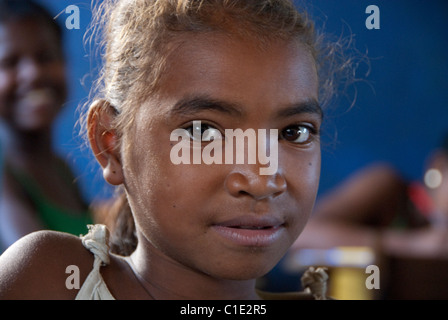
[0,229,95,299]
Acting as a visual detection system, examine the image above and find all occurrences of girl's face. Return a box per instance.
[122,34,321,280]
[0,18,66,131]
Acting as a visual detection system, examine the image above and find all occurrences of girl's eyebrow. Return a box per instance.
[276,99,323,120]
[170,95,243,117]
[169,94,323,120]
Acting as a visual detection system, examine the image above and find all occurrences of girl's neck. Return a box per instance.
[128,238,260,300]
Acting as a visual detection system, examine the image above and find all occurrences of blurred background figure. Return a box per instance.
[287,132,448,299]
[0,0,92,252]
[296,132,448,255]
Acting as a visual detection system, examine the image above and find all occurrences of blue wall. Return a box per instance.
[36,0,448,201]
[302,0,448,195]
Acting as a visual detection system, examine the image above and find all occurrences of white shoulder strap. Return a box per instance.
[75,224,115,300]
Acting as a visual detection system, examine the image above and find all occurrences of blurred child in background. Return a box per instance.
[0,0,92,252]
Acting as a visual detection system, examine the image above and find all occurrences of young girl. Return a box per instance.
[0,0,93,252]
[0,0,337,300]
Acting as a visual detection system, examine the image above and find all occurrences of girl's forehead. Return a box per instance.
[168,32,314,66]
[159,33,318,96]
[135,34,319,125]
[172,38,312,94]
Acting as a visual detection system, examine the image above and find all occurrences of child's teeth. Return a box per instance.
[24,89,54,103]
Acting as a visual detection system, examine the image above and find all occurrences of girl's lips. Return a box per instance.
[212,216,285,247]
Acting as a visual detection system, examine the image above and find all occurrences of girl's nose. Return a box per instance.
[224,168,287,201]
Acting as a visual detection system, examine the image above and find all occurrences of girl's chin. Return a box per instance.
[203,258,280,282]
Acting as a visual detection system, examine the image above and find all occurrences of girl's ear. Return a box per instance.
[87,100,124,186]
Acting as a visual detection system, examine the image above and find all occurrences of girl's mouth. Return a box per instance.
[212,216,285,247]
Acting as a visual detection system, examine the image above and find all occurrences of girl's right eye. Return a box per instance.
[185,121,222,142]
[280,124,317,145]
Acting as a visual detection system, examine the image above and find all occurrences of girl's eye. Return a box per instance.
[281,125,313,144]
[186,121,222,142]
